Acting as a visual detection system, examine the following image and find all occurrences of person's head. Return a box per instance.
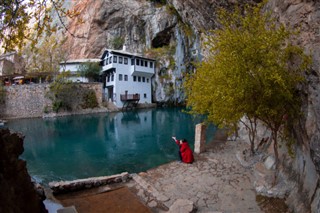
[181,139,188,144]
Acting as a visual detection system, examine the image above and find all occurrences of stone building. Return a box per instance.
[0,52,25,77]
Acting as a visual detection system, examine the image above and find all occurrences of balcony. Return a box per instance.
[120,94,140,101]
[120,94,140,111]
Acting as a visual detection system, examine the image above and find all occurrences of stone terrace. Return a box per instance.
[132,140,263,213]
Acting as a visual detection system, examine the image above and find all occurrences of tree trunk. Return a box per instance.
[273,130,279,169]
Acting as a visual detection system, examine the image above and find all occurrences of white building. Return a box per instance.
[59,59,100,82]
[101,48,155,108]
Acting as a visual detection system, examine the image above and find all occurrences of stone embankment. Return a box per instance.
[0,83,158,120]
[1,83,104,119]
[49,172,130,194]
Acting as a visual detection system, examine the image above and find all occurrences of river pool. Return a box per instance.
[6,108,216,185]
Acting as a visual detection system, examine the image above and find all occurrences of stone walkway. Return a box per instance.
[131,140,263,213]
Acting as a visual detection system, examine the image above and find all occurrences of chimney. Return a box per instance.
[122,45,126,51]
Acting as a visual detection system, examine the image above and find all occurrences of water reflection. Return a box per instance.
[6,108,216,184]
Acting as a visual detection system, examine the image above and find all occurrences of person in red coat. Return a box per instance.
[172,136,194,164]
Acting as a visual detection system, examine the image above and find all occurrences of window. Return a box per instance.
[109,56,112,64]
[142,77,145,82]
[138,76,141,82]
[107,75,110,82]
[131,58,135,65]
[119,57,123,64]
[136,59,140,66]
[133,76,137,82]
[111,74,114,81]
[113,56,117,63]
[119,74,123,81]
[144,93,147,98]
[150,62,153,68]
[145,61,148,67]
[124,58,128,65]
[147,78,149,83]
[124,75,128,81]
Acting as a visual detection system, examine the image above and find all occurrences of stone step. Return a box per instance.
[57,206,78,213]
[131,173,170,204]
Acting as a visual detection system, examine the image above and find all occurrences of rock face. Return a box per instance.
[263,1,320,213]
[63,0,259,103]
[64,0,177,58]
[0,129,47,213]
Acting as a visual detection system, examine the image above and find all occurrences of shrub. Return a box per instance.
[81,90,98,109]
[112,36,125,50]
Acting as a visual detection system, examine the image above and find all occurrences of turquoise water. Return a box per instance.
[6,108,216,184]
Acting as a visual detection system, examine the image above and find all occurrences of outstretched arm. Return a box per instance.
[172,136,179,145]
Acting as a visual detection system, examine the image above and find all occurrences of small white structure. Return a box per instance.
[59,59,100,82]
[101,48,155,108]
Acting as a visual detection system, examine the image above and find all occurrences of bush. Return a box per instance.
[81,90,98,109]
[52,100,63,113]
[43,105,50,113]
[112,36,125,50]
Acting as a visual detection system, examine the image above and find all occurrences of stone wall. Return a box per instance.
[2,84,51,119]
[0,83,104,119]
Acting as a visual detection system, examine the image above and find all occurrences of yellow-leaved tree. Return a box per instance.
[184,2,311,163]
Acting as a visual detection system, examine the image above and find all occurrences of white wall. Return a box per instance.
[60,63,80,72]
[69,76,89,83]
[59,63,89,82]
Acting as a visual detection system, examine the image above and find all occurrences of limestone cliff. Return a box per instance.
[62,0,320,212]
[62,0,257,103]
[265,1,320,212]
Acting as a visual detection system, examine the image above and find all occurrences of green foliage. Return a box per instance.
[43,105,50,114]
[48,72,76,112]
[180,23,193,38]
[23,34,67,73]
[168,56,176,70]
[0,0,78,51]
[54,70,72,83]
[144,45,176,67]
[166,5,193,38]
[49,82,76,112]
[52,100,63,113]
[81,90,98,109]
[166,5,182,22]
[164,82,174,98]
[184,1,311,158]
[78,62,101,82]
[48,72,99,112]
[111,36,125,50]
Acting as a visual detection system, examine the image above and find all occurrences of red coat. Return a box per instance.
[175,140,194,163]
